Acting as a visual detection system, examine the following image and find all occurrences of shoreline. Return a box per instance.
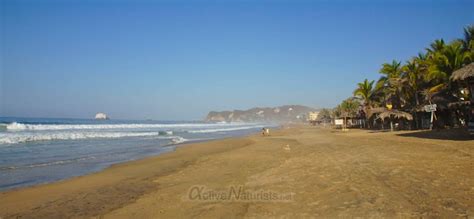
[0,124,270,192]
[0,131,262,193]
[0,130,265,218]
[1,126,473,218]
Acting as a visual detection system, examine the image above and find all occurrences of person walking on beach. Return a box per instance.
[262,128,270,136]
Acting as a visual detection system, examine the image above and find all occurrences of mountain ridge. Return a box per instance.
[205,105,317,123]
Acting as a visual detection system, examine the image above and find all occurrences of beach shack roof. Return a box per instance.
[448,100,471,109]
[451,63,474,81]
[412,105,426,112]
[378,110,413,121]
[367,107,386,118]
[430,91,459,111]
[340,112,357,118]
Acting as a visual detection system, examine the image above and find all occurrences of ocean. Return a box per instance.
[0,117,268,191]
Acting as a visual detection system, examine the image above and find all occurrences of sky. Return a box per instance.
[1,0,473,120]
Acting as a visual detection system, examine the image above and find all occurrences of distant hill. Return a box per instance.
[205,105,317,123]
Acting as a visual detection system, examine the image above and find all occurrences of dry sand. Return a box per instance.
[1,126,473,218]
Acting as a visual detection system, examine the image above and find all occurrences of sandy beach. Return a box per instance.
[1,126,473,218]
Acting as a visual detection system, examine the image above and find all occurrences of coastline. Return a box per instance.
[0,118,269,191]
[0,129,266,218]
[1,126,473,218]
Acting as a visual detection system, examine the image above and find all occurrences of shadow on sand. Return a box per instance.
[396,128,474,141]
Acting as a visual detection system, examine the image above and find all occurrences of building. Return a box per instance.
[451,63,474,133]
[307,111,320,125]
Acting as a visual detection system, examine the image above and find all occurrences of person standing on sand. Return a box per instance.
[262,128,266,136]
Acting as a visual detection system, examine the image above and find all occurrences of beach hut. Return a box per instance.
[366,107,386,129]
[451,63,474,82]
[450,62,474,132]
[427,90,459,128]
[377,110,413,131]
[335,113,364,130]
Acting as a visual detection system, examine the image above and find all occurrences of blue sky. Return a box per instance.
[1,0,473,120]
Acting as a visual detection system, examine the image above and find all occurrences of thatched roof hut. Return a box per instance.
[451,63,474,81]
[412,105,426,112]
[367,107,386,118]
[448,100,471,109]
[378,110,413,121]
[449,63,474,110]
[430,91,459,111]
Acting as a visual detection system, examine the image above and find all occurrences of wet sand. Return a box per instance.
[1,126,473,218]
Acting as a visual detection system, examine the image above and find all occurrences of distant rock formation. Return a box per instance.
[205,105,316,123]
[95,112,109,120]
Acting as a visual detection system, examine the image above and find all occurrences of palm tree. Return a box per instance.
[353,79,374,127]
[402,58,427,128]
[340,98,359,116]
[402,59,426,108]
[380,60,402,78]
[461,25,474,63]
[378,60,403,109]
[354,79,375,107]
[426,41,471,93]
[427,39,446,55]
[317,108,332,123]
[332,105,342,119]
[461,25,474,52]
[339,98,360,130]
[339,24,474,131]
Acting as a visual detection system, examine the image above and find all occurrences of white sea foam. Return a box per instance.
[170,136,188,144]
[158,130,173,135]
[5,122,27,130]
[5,122,244,131]
[187,125,265,133]
[0,132,164,145]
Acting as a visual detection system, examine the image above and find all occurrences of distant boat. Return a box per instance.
[95,112,109,120]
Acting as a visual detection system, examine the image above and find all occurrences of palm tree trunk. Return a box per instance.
[390,116,394,131]
[364,105,368,129]
[414,94,420,129]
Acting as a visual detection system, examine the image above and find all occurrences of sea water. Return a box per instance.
[0,117,268,191]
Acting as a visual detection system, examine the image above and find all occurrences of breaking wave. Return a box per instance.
[170,136,188,144]
[0,132,185,145]
[5,122,239,131]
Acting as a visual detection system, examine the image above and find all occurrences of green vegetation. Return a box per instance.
[335,25,474,130]
[316,108,332,122]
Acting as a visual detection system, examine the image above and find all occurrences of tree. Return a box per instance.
[427,39,446,55]
[402,58,425,108]
[353,79,374,128]
[426,40,471,93]
[339,24,474,131]
[401,58,427,129]
[378,60,404,109]
[353,79,375,108]
[317,108,332,123]
[332,105,342,119]
[461,25,474,53]
[340,98,359,117]
[338,98,360,130]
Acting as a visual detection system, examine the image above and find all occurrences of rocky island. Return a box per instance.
[94,112,109,120]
